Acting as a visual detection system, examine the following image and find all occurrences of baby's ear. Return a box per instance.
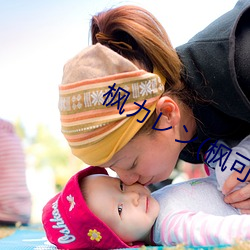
[156,96,180,127]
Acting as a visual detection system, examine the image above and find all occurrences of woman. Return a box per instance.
[59,1,250,212]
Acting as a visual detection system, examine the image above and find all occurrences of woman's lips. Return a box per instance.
[143,177,154,186]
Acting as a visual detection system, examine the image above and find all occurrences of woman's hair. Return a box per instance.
[90,5,192,134]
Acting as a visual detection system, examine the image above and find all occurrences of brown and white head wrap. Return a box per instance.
[59,43,165,165]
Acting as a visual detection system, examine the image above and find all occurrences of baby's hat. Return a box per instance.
[42,166,138,249]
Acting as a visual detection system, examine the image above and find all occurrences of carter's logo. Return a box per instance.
[50,200,76,244]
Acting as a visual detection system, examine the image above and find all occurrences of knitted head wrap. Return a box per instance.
[59,43,165,165]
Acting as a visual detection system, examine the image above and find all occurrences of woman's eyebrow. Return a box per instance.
[107,161,118,170]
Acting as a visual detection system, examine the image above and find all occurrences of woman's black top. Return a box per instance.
[176,0,250,163]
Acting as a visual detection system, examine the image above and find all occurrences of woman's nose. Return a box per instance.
[112,168,139,185]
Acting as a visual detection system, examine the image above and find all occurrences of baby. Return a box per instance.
[42,136,250,249]
[42,166,148,249]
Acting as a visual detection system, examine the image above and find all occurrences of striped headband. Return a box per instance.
[59,43,165,165]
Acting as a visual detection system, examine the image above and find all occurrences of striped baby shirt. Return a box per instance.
[0,119,31,224]
[152,135,250,246]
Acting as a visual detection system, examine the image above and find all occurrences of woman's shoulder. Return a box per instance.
[176,0,250,123]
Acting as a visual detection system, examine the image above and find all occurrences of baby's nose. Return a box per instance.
[126,191,140,206]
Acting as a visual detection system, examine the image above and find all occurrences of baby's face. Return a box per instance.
[84,174,160,244]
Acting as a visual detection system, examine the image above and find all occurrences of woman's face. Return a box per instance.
[100,130,182,186]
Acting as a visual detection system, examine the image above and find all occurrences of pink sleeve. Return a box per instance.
[0,119,31,224]
[160,210,250,246]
